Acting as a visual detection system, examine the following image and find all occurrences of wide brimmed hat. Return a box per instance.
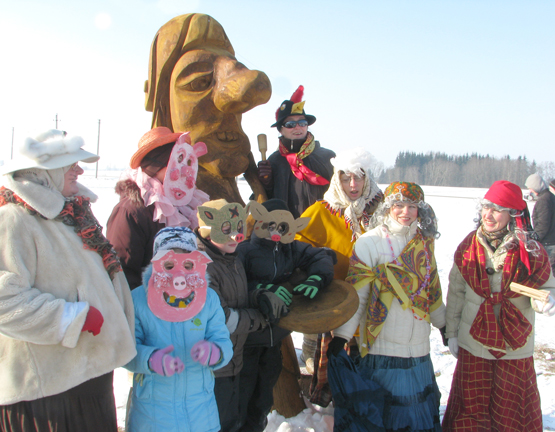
[271,85,316,128]
[130,127,182,169]
[1,129,99,175]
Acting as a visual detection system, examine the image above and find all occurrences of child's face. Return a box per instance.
[211,239,239,254]
[147,249,212,322]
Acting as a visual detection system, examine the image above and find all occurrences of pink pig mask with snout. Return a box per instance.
[147,250,212,322]
[163,132,208,206]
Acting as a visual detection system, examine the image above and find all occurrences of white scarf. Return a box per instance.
[323,169,381,239]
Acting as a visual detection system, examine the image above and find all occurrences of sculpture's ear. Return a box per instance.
[293,217,310,233]
[248,201,267,221]
[193,141,208,157]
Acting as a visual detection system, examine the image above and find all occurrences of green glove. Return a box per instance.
[257,283,293,306]
[293,275,323,299]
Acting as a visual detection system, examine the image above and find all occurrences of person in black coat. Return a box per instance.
[525,173,555,272]
[257,85,335,219]
[236,199,336,432]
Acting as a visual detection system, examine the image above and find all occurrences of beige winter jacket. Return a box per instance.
[445,229,555,360]
[334,217,446,358]
[0,174,136,405]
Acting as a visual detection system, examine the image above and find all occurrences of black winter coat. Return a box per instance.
[265,138,335,219]
[196,232,267,377]
[532,189,555,246]
[237,236,336,346]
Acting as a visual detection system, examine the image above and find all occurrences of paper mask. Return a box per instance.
[198,202,249,244]
[249,201,310,244]
[148,250,212,322]
[163,132,208,206]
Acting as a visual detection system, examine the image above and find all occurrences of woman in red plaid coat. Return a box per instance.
[443,180,555,431]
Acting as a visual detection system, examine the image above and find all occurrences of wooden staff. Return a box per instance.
[509,282,550,303]
[257,134,267,161]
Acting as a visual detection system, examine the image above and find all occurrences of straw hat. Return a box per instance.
[129,127,182,169]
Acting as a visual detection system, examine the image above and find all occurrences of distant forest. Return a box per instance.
[375,152,555,188]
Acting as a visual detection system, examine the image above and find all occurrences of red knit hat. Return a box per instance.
[484,180,531,271]
[484,180,526,211]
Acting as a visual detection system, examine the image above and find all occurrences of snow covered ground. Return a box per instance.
[80,171,555,431]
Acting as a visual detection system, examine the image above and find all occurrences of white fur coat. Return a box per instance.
[0,174,136,404]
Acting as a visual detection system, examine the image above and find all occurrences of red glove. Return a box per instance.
[82,306,104,336]
[257,161,273,187]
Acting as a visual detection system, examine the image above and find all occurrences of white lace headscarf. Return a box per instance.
[323,148,382,239]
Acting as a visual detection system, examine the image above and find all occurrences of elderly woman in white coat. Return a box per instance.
[328,181,445,432]
[0,130,136,432]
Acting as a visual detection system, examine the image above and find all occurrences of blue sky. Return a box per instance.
[1,0,553,169]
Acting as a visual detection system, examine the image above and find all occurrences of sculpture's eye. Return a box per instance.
[177,71,213,92]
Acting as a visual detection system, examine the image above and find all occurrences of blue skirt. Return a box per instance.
[357,353,442,432]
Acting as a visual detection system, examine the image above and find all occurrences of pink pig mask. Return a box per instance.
[147,250,212,322]
[163,132,208,206]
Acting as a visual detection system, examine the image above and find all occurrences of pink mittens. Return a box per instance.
[191,340,222,367]
[149,345,185,376]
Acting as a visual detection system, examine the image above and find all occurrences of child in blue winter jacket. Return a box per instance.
[125,227,233,432]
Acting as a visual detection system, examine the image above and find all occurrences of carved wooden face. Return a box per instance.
[169,48,271,179]
[249,201,310,244]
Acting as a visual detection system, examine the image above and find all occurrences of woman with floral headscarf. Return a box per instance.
[442,180,555,431]
[295,148,383,405]
[327,181,445,432]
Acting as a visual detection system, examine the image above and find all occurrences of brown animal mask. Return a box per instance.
[248,201,310,244]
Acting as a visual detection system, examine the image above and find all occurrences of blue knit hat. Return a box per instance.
[153,227,198,256]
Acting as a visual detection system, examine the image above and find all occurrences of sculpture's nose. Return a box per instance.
[213,57,272,113]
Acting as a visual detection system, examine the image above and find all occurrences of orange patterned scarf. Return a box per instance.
[0,187,122,280]
[455,231,550,358]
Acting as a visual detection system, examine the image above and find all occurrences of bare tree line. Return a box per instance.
[377,152,554,187]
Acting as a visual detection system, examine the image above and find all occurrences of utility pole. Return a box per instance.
[11,127,14,159]
[96,119,101,178]
[54,114,60,129]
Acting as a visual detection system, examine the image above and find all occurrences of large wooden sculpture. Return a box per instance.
[145,13,270,204]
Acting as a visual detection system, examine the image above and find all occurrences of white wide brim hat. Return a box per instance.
[1,129,99,175]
